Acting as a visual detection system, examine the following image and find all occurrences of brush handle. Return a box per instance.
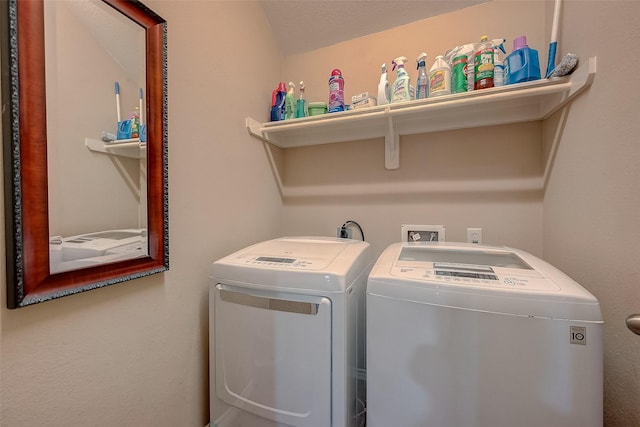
[550,0,562,42]
[115,82,122,122]
[546,42,558,78]
[139,88,144,125]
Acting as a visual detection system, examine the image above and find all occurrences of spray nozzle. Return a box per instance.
[381,63,387,74]
[492,38,507,54]
[392,56,408,71]
[416,52,427,69]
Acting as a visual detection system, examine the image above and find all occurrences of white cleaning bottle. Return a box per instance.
[378,63,391,105]
[415,53,429,99]
[391,56,412,103]
[429,55,451,97]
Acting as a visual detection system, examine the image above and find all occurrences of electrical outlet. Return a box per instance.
[467,228,482,244]
[401,224,445,242]
[337,226,353,239]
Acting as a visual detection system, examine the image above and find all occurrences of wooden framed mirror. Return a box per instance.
[1,0,168,308]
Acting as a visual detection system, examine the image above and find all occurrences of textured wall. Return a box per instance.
[542,1,640,426]
[280,1,547,258]
[0,1,282,426]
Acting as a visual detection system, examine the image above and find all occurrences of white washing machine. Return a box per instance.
[209,237,372,427]
[367,242,603,427]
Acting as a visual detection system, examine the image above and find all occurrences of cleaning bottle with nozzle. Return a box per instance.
[492,38,506,87]
[285,81,296,119]
[474,35,494,90]
[391,56,413,103]
[415,53,429,99]
[378,63,391,105]
[296,81,307,118]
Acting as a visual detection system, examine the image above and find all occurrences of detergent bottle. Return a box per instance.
[270,82,287,121]
[492,38,506,87]
[391,57,412,103]
[474,35,494,90]
[130,107,141,138]
[328,69,345,113]
[285,81,296,119]
[377,63,391,105]
[428,55,451,97]
[415,53,429,99]
[296,81,307,118]
[505,36,541,85]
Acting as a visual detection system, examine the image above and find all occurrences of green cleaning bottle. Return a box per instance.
[285,81,296,119]
[296,81,307,118]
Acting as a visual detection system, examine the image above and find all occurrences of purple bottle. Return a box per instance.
[328,69,345,113]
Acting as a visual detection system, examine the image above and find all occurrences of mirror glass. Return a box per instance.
[44,0,148,273]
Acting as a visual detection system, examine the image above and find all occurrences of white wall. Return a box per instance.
[0,1,282,426]
[542,2,640,426]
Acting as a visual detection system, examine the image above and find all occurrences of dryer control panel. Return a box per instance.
[230,254,322,269]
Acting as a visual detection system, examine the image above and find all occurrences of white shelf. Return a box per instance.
[248,56,596,170]
[86,137,147,159]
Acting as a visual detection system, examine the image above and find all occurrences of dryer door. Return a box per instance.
[214,284,331,427]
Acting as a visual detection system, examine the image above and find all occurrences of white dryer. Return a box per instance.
[367,242,603,427]
[209,237,372,427]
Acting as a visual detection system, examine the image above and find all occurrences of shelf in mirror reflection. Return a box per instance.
[85,137,147,159]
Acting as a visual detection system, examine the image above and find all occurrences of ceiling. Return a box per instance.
[260,0,488,56]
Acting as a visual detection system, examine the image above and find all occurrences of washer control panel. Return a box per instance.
[391,264,558,291]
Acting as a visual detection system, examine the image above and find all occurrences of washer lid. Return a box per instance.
[368,242,602,322]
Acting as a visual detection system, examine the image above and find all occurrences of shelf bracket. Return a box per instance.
[543,56,597,118]
[385,111,399,170]
[246,117,271,144]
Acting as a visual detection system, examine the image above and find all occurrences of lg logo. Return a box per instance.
[570,326,587,345]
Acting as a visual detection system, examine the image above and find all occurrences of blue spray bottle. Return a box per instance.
[415,53,429,99]
[270,82,287,121]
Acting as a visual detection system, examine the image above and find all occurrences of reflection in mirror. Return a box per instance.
[2,0,168,308]
[44,0,148,273]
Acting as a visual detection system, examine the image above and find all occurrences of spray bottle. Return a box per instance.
[285,82,296,119]
[415,53,429,99]
[391,57,412,103]
[270,82,287,121]
[377,63,391,105]
[474,35,494,90]
[296,81,307,118]
[492,38,507,87]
